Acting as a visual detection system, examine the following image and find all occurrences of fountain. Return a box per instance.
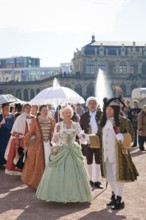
[95,69,112,110]
[53,77,60,87]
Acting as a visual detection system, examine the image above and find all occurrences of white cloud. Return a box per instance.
[0,0,126,34]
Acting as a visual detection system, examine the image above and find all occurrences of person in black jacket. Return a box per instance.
[129,100,141,147]
[80,97,103,189]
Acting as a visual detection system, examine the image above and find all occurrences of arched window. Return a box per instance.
[24,89,29,101]
[131,84,138,94]
[75,84,82,96]
[86,83,94,97]
[130,62,138,74]
[36,88,40,94]
[120,84,127,96]
[16,89,21,99]
[30,89,35,99]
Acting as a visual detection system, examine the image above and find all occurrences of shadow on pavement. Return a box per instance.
[0,172,91,220]
[131,150,146,157]
[79,209,126,220]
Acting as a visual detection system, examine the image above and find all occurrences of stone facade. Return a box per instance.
[0,74,96,101]
[1,36,146,101]
[72,35,146,97]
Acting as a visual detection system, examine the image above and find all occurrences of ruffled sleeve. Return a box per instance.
[74,122,89,144]
[51,122,62,147]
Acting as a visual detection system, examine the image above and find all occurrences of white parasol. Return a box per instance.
[29,86,85,105]
[0,94,22,105]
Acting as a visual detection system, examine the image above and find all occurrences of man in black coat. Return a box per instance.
[80,97,103,189]
[128,100,141,147]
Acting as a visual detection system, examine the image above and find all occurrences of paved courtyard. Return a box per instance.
[0,147,146,220]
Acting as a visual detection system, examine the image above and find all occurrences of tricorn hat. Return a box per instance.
[103,97,125,108]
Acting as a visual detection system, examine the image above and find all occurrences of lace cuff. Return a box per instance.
[51,132,60,146]
[78,132,89,145]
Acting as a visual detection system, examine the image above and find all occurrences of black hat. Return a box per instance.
[103,97,125,108]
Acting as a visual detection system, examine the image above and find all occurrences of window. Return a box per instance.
[24,89,29,101]
[86,83,94,96]
[30,89,35,99]
[142,62,146,74]
[109,63,116,74]
[98,64,105,71]
[119,65,127,74]
[6,58,14,64]
[75,84,82,96]
[85,61,95,74]
[130,64,138,74]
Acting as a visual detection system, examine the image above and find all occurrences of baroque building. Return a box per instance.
[0,36,146,101]
[72,35,146,97]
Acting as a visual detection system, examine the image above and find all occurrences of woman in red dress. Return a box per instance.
[5,104,32,175]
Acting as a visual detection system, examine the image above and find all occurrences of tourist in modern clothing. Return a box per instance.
[138,105,146,151]
[76,103,85,116]
[21,105,55,189]
[71,104,80,122]
[0,103,14,168]
[36,105,92,203]
[123,100,132,118]
[129,100,141,147]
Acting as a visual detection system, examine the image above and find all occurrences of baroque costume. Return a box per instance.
[5,112,32,175]
[21,117,55,189]
[80,98,103,188]
[36,121,92,203]
[99,97,139,209]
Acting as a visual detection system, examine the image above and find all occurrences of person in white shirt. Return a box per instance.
[80,97,103,189]
[99,97,139,210]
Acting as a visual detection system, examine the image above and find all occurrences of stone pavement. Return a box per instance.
[0,147,146,220]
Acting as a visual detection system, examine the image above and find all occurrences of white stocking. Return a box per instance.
[117,182,124,200]
[95,164,101,182]
[87,164,93,181]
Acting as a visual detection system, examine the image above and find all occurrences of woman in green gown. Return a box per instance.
[36,105,92,203]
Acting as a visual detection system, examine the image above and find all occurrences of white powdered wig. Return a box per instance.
[86,96,98,107]
[60,105,74,119]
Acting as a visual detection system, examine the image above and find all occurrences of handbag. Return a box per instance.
[15,146,27,169]
[51,146,59,155]
[122,133,132,149]
[89,134,100,148]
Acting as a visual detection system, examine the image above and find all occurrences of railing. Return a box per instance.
[0,72,146,85]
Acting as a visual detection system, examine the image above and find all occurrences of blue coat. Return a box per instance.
[0,113,14,165]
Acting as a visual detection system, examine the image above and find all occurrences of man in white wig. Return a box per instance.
[80,96,103,189]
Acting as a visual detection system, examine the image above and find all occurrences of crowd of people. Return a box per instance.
[0,96,145,210]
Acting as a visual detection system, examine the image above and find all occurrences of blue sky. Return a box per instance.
[0,0,146,66]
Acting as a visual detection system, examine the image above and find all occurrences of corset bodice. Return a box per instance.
[61,129,76,144]
[38,118,52,142]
